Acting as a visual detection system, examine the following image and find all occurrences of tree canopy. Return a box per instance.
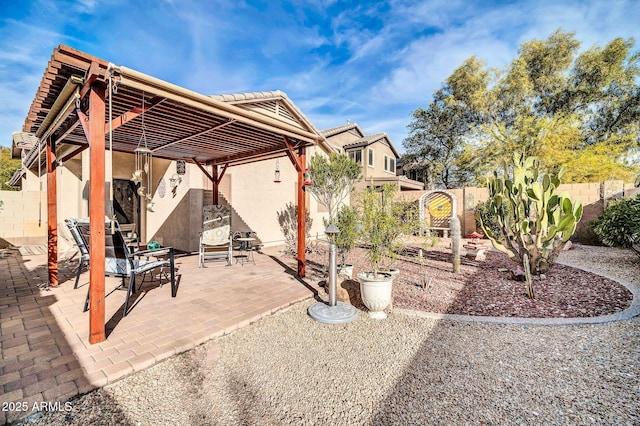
[305,152,361,222]
[403,29,640,186]
[0,147,21,191]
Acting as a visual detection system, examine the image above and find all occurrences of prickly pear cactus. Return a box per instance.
[476,153,583,276]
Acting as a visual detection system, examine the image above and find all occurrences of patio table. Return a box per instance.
[236,237,256,266]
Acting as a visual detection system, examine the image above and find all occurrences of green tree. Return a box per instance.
[403,89,476,188]
[0,147,22,191]
[407,30,640,184]
[305,152,361,222]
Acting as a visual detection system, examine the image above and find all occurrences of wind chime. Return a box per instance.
[130,93,155,212]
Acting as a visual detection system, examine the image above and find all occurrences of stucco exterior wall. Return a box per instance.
[224,147,329,247]
[5,143,349,252]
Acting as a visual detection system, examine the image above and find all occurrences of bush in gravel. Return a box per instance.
[592,194,640,248]
[475,199,507,237]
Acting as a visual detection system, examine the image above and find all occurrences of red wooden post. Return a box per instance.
[212,164,218,204]
[297,147,306,277]
[46,137,58,287]
[88,82,106,344]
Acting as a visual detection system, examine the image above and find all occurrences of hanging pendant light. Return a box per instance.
[274,159,281,183]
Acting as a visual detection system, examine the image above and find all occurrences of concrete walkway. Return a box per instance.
[0,248,315,425]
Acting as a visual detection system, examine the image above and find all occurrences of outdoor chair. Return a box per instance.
[77,220,176,316]
[64,218,90,289]
[199,205,232,267]
[118,222,140,252]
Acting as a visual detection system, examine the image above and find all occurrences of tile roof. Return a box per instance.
[11,132,38,158]
[343,132,400,158]
[321,122,364,138]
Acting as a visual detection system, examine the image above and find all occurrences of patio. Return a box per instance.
[0,247,316,425]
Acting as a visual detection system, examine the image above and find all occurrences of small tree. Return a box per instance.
[305,153,361,223]
[477,153,583,279]
[324,205,358,265]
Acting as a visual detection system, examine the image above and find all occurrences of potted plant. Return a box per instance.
[328,205,358,278]
[356,184,405,319]
[379,198,420,277]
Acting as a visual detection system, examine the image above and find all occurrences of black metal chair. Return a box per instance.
[64,218,90,289]
[77,220,177,316]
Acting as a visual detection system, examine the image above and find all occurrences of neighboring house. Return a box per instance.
[321,122,424,193]
[5,46,335,251]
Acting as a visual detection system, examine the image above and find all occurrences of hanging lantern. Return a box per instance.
[176,160,186,175]
[273,159,281,183]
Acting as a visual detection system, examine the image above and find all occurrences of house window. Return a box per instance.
[348,150,361,164]
[368,148,374,167]
[384,155,396,174]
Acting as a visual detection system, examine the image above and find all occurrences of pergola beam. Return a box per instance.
[152,119,235,154]
[193,159,228,204]
[106,96,165,133]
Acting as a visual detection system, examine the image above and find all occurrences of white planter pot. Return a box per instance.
[338,264,354,279]
[379,267,400,277]
[357,271,393,319]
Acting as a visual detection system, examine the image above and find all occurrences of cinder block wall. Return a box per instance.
[0,191,47,246]
[447,180,638,238]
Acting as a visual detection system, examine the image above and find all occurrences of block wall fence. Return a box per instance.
[446,180,640,239]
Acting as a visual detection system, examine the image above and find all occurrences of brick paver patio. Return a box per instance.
[0,247,316,424]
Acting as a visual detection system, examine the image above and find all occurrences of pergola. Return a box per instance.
[20,45,320,343]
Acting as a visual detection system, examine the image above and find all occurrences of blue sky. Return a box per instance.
[1,0,639,153]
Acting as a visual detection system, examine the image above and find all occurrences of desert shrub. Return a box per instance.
[277,203,312,254]
[592,194,640,248]
[474,199,504,237]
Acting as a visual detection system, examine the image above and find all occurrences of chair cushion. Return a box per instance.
[202,225,230,245]
[105,257,129,275]
[105,257,169,276]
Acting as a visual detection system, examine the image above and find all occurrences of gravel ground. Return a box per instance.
[18,246,640,426]
[300,242,634,318]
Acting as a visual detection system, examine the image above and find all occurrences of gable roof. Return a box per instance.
[343,132,400,158]
[211,90,334,154]
[321,122,365,138]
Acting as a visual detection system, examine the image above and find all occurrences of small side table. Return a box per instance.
[236,237,256,265]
